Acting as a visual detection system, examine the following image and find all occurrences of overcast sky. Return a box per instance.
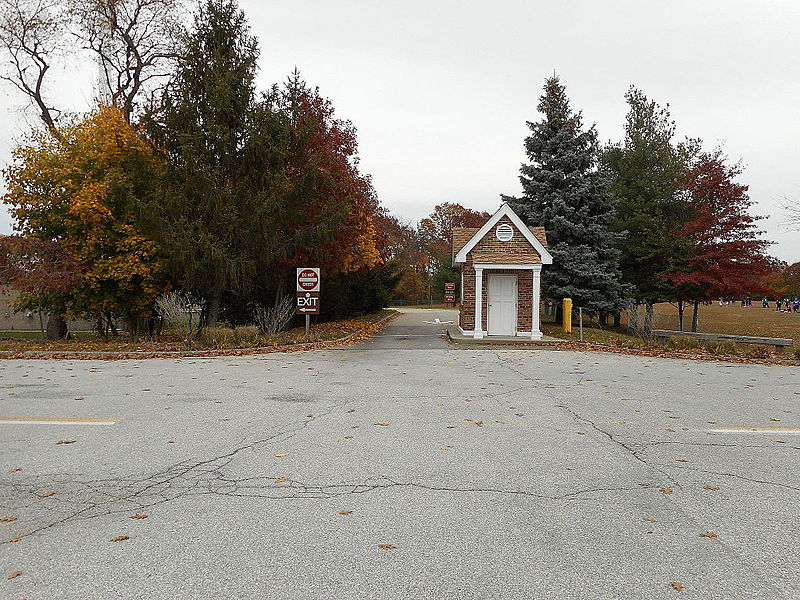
[1,0,798,261]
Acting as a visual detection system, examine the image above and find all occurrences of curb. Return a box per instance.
[0,311,399,360]
[446,328,568,348]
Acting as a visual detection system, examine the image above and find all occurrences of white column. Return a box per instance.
[531,266,542,340]
[474,267,484,339]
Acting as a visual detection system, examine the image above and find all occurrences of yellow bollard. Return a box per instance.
[562,298,573,333]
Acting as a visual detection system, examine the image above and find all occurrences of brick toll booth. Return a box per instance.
[452,203,552,340]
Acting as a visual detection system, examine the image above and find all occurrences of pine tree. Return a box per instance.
[142,0,271,326]
[601,87,697,331]
[503,76,628,317]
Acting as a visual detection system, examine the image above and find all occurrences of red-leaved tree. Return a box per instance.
[664,151,772,331]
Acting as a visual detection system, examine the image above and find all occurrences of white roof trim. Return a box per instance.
[473,263,542,270]
[454,203,553,265]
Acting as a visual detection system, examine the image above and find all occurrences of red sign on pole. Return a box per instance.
[297,268,320,292]
[444,282,456,291]
[297,268,321,315]
[444,294,456,303]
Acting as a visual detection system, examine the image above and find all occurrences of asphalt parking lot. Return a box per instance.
[1,309,798,599]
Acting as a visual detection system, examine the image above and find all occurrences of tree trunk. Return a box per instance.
[206,286,223,327]
[273,277,286,309]
[691,300,700,333]
[37,311,45,339]
[643,302,655,335]
[46,315,67,341]
[599,312,608,328]
[677,300,685,332]
[613,312,621,328]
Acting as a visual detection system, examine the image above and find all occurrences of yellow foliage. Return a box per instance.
[2,105,167,319]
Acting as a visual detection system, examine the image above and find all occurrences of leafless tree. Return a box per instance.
[254,296,296,336]
[0,0,69,138]
[69,0,182,121]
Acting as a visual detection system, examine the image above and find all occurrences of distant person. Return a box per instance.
[762,297,769,308]
[777,299,783,312]
[794,298,800,313]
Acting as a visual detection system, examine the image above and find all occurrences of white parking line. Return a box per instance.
[0,417,120,425]
[708,427,800,434]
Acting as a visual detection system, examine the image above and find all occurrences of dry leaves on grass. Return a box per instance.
[129,514,148,520]
[0,516,17,522]
[699,532,718,538]
[7,571,22,579]
[338,511,353,515]
[377,544,397,550]
[670,582,684,592]
[110,535,129,542]
[56,440,76,445]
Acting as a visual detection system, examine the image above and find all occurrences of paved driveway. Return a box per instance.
[1,310,798,599]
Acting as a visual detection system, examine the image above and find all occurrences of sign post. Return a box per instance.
[444,282,456,305]
[296,268,321,340]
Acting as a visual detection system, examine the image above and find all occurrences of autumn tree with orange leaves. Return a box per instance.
[2,106,167,337]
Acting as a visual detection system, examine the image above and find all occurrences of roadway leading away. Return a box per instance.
[0,308,798,599]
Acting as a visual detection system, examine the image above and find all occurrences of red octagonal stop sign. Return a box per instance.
[297,268,320,292]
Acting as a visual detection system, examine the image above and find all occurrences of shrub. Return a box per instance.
[793,346,800,360]
[703,340,738,356]
[253,296,295,335]
[665,336,703,351]
[156,292,203,341]
[745,345,771,359]
[201,326,262,349]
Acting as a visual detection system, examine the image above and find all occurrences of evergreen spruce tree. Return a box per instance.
[142,0,283,326]
[601,87,697,331]
[503,76,629,318]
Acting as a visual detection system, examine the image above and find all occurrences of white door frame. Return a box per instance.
[487,274,517,336]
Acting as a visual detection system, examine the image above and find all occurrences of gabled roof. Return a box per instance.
[453,203,553,265]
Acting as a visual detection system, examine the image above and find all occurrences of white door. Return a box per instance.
[488,275,517,336]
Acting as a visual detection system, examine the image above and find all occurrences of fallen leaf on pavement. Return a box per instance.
[110,535,129,542]
[344,435,353,439]
[274,477,290,484]
[446,425,456,429]
[638,483,652,487]
[305,414,314,417]
[377,544,396,550]
[5,537,21,543]
[7,571,22,579]
[7,468,22,474]
[338,510,353,515]
[665,428,676,432]
[56,440,76,445]
[769,417,781,422]
[274,453,288,457]
[676,459,688,463]
[670,582,684,592]
[699,531,717,538]
[347,409,356,413]
[0,516,17,522]
[374,423,390,427]
[40,492,54,498]
[643,518,657,523]
[515,413,524,417]
[441,445,454,451]
[661,488,673,495]
[129,514,148,519]
[576,432,585,435]
[703,485,720,491]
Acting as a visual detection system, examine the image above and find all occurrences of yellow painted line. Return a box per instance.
[0,417,120,425]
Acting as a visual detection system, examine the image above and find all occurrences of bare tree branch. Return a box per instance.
[0,0,70,139]
[69,0,182,122]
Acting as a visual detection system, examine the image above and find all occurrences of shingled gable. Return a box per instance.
[453,203,553,265]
